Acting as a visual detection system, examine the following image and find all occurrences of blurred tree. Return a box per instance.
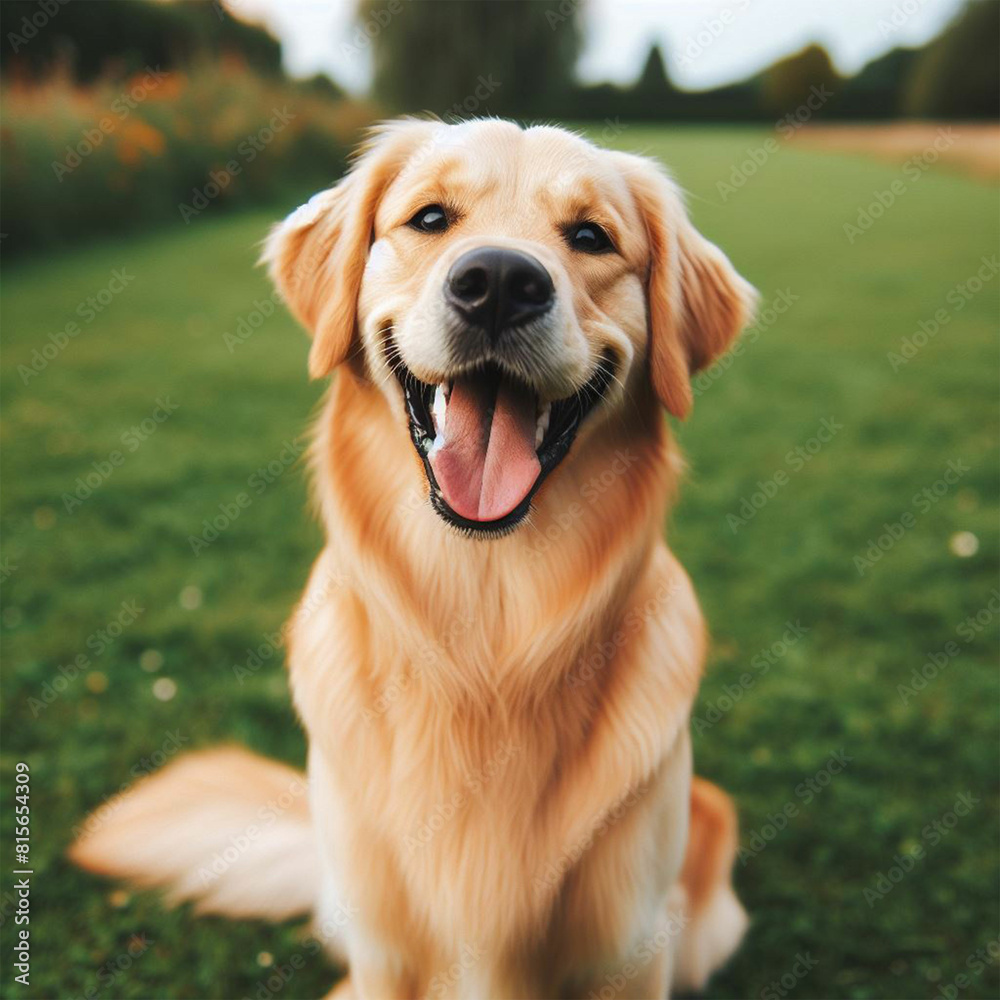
[635,44,671,98]
[301,72,348,101]
[629,43,677,118]
[760,43,840,115]
[838,47,920,119]
[359,0,582,118]
[1,1,282,82]
[904,0,999,118]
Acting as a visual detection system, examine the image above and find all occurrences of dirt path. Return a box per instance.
[798,122,999,182]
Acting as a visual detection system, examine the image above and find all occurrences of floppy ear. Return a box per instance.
[262,120,437,379]
[617,154,757,418]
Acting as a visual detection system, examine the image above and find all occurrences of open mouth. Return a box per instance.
[389,343,616,535]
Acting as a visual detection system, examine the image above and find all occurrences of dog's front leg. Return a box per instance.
[454,959,553,1000]
[322,970,410,1000]
[350,944,414,1000]
[572,945,674,1000]
[308,748,416,1000]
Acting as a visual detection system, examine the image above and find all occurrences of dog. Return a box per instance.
[70,118,756,999]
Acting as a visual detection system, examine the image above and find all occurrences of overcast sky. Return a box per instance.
[224,0,967,93]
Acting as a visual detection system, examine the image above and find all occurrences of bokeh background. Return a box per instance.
[1,1,998,998]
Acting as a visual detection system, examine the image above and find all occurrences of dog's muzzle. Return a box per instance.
[388,246,615,535]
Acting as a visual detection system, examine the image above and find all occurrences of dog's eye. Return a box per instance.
[567,222,613,254]
[408,205,449,234]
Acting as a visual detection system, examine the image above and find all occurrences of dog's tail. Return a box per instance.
[672,776,749,993]
[69,751,744,988]
[68,746,317,922]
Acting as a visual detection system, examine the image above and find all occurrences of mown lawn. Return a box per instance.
[2,125,997,1000]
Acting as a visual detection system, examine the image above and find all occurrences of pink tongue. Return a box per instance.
[429,376,541,522]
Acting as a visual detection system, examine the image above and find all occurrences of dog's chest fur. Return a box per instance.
[288,536,701,977]
[284,387,702,982]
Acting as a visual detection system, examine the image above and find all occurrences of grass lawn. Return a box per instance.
[2,124,998,1000]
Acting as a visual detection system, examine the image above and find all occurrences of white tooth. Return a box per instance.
[429,383,448,458]
[535,401,551,448]
[432,383,447,434]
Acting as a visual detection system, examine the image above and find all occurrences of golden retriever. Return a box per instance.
[70,118,756,999]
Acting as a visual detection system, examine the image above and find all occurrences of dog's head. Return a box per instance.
[265,119,754,535]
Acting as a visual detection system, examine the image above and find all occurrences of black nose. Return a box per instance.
[445,247,554,339]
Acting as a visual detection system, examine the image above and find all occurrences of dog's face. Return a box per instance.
[266,119,754,535]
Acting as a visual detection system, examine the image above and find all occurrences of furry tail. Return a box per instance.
[69,751,744,990]
[68,746,317,922]
[672,777,748,993]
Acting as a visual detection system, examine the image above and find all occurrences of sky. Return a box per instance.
[222,0,967,94]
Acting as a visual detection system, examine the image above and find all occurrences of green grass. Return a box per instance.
[2,125,997,1000]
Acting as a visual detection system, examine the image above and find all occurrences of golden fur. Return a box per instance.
[70,119,756,999]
